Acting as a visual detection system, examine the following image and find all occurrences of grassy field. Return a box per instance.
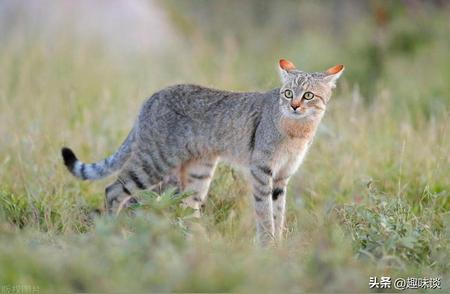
[0,1,449,292]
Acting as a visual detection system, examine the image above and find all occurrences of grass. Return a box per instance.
[0,1,449,292]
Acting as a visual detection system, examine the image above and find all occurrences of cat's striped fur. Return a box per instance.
[62,59,344,245]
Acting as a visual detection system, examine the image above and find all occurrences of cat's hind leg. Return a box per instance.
[105,151,178,214]
[105,179,139,214]
[179,156,218,215]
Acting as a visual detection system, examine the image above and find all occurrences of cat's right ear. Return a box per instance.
[278,59,296,83]
[323,64,345,88]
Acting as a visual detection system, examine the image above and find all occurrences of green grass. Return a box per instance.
[0,1,449,292]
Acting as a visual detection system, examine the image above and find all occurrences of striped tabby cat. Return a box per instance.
[61,59,344,245]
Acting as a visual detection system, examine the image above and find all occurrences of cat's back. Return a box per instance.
[152,84,263,114]
[167,83,256,102]
[163,84,232,99]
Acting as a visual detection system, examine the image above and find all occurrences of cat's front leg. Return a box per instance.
[272,175,290,241]
[250,163,274,246]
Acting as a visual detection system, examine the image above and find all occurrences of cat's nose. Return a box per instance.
[290,99,301,111]
[290,101,301,110]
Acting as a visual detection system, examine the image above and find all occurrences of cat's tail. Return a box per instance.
[61,128,136,180]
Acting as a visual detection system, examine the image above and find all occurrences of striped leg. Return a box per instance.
[272,176,289,241]
[152,172,181,195]
[250,163,274,246]
[105,150,177,214]
[179,156,218,215]
[105,179,139,214]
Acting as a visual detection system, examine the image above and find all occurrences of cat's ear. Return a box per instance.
[323,64,345,88]
[279,59,296,71]
[278,59,296,83]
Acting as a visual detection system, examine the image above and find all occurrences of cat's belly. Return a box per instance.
[221,152,251,170]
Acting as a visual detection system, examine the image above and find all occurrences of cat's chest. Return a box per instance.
[279,117,318,139]
[273,118,319,165]
[271,136,311,176]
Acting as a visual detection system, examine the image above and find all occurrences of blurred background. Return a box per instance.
[0,0,449,292]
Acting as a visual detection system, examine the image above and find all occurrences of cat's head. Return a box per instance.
[278,59,344,120]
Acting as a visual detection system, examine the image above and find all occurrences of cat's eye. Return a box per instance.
[303,92,314,100]
[283,89,293,99]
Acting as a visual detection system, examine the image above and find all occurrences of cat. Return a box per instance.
[61,59,344,245]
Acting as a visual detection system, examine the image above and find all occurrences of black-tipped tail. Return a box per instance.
[60,128,135,180]
[61,147,78,171]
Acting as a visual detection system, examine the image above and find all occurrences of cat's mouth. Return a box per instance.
[288,110,308,119]
[282,105,313,119]
[287,108,318,120]
[291,109,307,116]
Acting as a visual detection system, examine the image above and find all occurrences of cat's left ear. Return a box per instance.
[323,64,345,88]
[278,59,296,83]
